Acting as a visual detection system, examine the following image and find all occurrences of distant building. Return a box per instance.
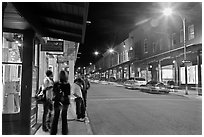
[94,3,202,87]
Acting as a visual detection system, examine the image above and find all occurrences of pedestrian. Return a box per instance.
[73,78,85,121]
[81,74,90,108]
[50,70,71,135]
[42,70,54,132]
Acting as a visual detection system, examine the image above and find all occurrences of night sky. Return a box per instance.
[75,2,200,68]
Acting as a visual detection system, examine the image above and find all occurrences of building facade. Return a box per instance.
[94,3,202,87]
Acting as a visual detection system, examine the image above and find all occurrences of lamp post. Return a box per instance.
[163,8,188,95]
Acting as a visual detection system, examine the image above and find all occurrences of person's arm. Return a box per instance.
[42,78,53,91]
[87,79,90,89]
[73,84,81,98]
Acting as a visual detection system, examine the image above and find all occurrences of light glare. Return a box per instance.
[163,8,172,16]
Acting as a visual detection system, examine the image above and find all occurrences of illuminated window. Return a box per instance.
[188,24,195,40]
[171,33,176,47]
[2,32,23,114]
[144,39,148,53]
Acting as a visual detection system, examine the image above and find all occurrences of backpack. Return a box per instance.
[35,86,46,102]
[58,84,65,104]
[53,82,69,105]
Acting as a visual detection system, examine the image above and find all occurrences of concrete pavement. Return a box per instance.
[34,98,93,135]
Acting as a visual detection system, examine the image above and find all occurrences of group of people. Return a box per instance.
[40,70,90,135]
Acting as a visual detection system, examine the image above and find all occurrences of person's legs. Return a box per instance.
[50,106,60,135]
[47,100,53,129]
[61,105,69,135]
[75,97,82,119]
[42,101,49,131]
[80,99,86,119]
[83,91,87,109]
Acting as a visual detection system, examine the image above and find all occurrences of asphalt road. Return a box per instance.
[86,83,202,135]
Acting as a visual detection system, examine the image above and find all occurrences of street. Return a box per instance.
[87,83,202,135]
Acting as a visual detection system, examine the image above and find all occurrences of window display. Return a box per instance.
[180,65,198,84]
[2,32,23,113]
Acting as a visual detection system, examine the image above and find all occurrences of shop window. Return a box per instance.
[2,32,23,114]
[180,65,198,84]
[162,65,173,83]
[188,24,195,40]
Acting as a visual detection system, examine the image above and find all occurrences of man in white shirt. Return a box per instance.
[42,70,54,132]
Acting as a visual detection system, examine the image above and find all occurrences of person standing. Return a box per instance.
[42,70,54,132]
[50,70,71,135]
[81,75,90,109]
[73,78,85,121]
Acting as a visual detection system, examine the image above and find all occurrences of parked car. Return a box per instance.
[140,81,170,94]
[109,76,116,82]
[124,77,146,89]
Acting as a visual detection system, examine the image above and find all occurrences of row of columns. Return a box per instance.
[99,50,201,87]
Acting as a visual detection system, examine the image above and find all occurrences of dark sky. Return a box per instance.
[75,2,200,68]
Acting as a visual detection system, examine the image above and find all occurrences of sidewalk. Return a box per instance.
[169,89,202,100]
[34,98,93,135]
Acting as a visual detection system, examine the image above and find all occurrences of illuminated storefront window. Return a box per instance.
[162,65,174,82]
[2,32,23,114]
[124,66,129,79]
[180,65,198,84]
[130,63,135,77]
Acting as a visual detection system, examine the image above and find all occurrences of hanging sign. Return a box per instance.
[41,40,64,52]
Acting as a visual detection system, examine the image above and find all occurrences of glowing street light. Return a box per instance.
[108,48,119,65]
[163,7,188,95]
[108,48,114,53]
[163,8,172,16]
[94,51,99,56]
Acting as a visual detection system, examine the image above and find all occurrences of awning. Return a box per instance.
[3,2,89,44]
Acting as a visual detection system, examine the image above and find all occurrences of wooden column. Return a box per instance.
[197,50,202,87]
[20,30,34,134]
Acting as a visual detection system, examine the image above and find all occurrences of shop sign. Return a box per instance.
[183,60,192,67]
[41,41,64,52]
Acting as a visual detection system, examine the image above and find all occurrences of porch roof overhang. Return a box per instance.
[3,2,89,44]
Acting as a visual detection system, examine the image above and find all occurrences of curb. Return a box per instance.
[85,112,93,135]
[169,92,202,100]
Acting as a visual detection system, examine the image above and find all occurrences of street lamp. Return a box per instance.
[108,48,119,65]
[94,51,99,56]
[163,8,188,95]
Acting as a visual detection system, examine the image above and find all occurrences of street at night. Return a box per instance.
[2,2,202,135]
[87,83,202,135]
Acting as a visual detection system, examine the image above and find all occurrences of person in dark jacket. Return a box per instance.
[73,78,86,121]
[81,74,90,109]
[50,70,71,135]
